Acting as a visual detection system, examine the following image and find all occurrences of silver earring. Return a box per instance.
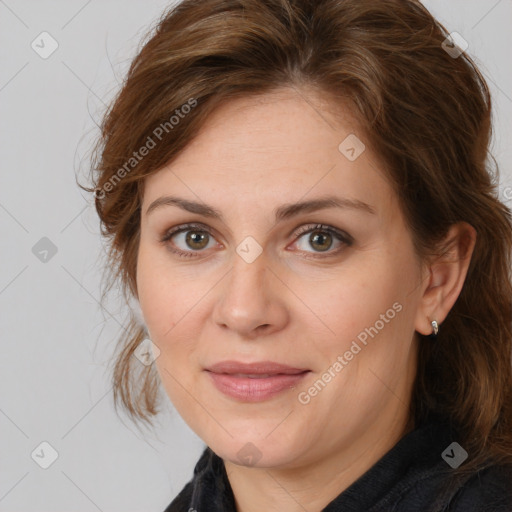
[430,320,439,339]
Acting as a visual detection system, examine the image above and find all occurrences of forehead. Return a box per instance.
[142,88,395,219]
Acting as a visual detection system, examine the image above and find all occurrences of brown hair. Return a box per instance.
[80,0,512,497]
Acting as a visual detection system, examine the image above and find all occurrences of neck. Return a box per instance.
[223,407,414,512]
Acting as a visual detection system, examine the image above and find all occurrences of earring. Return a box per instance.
[429,319,439,339]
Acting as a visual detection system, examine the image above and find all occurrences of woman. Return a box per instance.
[83,0,512,510]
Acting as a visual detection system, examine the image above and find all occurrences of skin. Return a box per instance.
[136,87,476,512]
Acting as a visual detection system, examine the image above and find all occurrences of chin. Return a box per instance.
[205,427,308,470]
[216,443,295,469]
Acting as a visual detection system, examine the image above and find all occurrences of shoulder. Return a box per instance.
[162,447,234,512]
[162,482,193,512]
[161,447,211,512]
[399,461,512,512]
[446,463,512,512]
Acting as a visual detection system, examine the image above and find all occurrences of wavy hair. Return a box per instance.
[80,0,512,499]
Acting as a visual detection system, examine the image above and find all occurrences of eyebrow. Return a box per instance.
[145,194,376,221]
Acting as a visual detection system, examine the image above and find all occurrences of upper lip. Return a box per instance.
[205,360,309,375]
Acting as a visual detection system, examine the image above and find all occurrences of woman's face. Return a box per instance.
[137,87,427,469]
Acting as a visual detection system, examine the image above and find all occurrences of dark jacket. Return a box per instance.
[163,419,512,511]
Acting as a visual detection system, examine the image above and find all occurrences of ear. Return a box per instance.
[415,222,477,336]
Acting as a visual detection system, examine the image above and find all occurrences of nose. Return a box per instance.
[211,249,289,339]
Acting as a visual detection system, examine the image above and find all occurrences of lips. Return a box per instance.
[204,360,310,402]
[205,360,309,375]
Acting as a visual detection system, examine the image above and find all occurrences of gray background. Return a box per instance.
[1,1,511,511]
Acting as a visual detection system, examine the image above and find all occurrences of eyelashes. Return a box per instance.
[293,224,353,255]
[160,223,218,258]
[159,222,353,259]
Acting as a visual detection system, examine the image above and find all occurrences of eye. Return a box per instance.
[160,223,219,258]
[160,222,353,259]
[291,224,353,257]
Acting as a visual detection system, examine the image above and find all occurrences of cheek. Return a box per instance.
[136,253,198,405]
[136,246,181,337]
[298,267,401,337]
[136,245,214,363]
[300,258,417,372]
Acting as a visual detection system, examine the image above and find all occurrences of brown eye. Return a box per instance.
[308,230,333,252]
[293,224,353,257]
[160,224,217,257]
[185,231,210,250]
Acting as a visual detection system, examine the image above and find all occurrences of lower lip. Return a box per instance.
[206,371,310,402]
